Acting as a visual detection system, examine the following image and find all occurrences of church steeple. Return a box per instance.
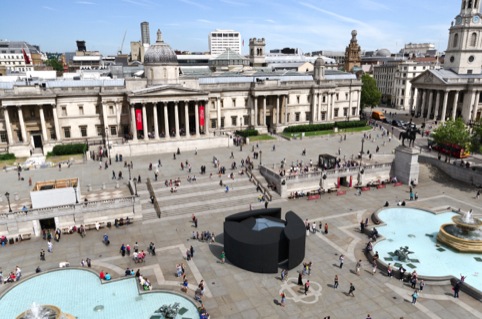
[444,0,482,74]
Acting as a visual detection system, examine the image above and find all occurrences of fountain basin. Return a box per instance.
[16,304,75,319]
[451,215,482,231]
[437,223,482,253]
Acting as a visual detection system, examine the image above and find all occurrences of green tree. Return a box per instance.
[470,118,482,153]
[45,58,64,74]
[360,74,381,111]
[432,118,471,150]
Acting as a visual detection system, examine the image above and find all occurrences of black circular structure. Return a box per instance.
[223,208,305,273]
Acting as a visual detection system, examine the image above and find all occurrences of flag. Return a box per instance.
[22,49,31,64]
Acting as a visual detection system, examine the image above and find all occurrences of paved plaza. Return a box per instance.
[1,126,482,319]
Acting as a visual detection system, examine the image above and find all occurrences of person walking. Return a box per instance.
[304,280,310,295]
[356,260,362,275]
[419,279,425,292]
[324,223,328,234]
[333,274,339,289]
[339,255,344,269]
[220,251,225,264]
[372,262,377,275]
[297,272,303,286]
[47,240,53,253]
[453,281,461,298]
[279,292,286,307]
[476,190,480,199]
[411,290,419,304]
[348,283,355,296]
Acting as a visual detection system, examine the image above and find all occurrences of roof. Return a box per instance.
[212,48,247,61]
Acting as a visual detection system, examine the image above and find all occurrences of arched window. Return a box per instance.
[469,0,473,9]
[471,32,477,46]
[453,33,459,48]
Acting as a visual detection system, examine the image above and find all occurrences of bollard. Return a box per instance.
[102,183,106,190]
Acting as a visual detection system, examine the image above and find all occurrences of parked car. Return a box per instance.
[392,119,404,127]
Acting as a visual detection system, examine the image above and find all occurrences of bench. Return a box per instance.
[20,233,31,241]
[377,184,386,189]
[308,194,321,200]
[85,224,96,231]
[61,227,71,234]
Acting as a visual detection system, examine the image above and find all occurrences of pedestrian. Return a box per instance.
[58,163,61,171]
[190,245,194,259]
[220,250,225,264]
[339,254,344,269]
[304,280,310,295]
[453,281,461,298]
[372,262,377,275]
[387,263,393,278]
[333,274,339,289]
[324,223,328,234]
[280,292,286,307]
[297,272,303,286]
[419,279,425,291]
[47,240,53,253]
[348,283,355,296]
[366,315,372,319]
[40,249,45,261]
[476,190,480,199]
[356,259,362,275]
[112,170,116,180]
[411,290,419,304]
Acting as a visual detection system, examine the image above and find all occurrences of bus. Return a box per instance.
[428,138,470,158]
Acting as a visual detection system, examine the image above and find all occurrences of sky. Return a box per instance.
[0,0,460,55]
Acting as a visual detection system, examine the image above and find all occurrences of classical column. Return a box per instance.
[416,90,423,115]
[153,103,159,140]
[441,91,449,122]
[452,91,459,120]
[434,91,441,120]
[263,96,267,126]
[142,103,148,140]
[205,101,210,136]
[184,101,190,137]
[17,106,26,143]
[327,94,332,121]
[163,103,170,139]
[174,101,180,138]
[254,96,258,126]
[130,105,138,141]
[426,91,433,120]
[420,90,427,118]
[195,102,200,137]
[276,96,280,124]
[39,105,48,142]
[52,105,61,141]
[472,91,480,121]
[216,98,221,131]
[3,107,13,144]
[283,95,288,124]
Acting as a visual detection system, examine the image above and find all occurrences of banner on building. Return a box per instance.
[199,105,205,127]
[135,109,143,130]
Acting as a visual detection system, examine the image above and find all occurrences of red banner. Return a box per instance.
[199,105,205,127]
[135,109,143,130]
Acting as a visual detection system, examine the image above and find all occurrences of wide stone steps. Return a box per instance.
[142,207,159,221]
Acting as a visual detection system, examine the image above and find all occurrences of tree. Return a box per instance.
[360,74,381,111]
[44,58,64,75]
[432,118,471,150]
[470,118,482,153]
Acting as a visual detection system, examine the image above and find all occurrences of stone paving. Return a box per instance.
[0,126,482,319]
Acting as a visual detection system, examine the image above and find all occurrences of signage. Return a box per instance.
[199,105,205,127]
[135,109,143,130]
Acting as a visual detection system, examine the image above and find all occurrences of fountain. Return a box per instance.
[437,209,482,253]
[16,303,75,319]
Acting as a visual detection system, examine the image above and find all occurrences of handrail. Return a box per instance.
[246,166,273,202]
[146,178,161,218]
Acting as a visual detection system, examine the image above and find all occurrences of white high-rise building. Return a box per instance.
[209,29,242,56]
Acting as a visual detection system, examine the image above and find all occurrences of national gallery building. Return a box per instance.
[0,30,362,157]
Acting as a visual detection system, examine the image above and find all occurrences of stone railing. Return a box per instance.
[0,196,136,221]
[246,167,272,202]
[146,178,161,218]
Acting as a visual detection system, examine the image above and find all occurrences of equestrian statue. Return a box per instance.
[399,126,416,147]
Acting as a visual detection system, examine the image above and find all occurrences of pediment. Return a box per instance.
[411,70,447,86]
[130,85,204,97]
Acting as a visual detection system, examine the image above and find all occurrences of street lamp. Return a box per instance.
[105,127,111,165]
[360,137,365,155]
[5,192,12,212]
[128,164,132,181]
[73,185,79,204]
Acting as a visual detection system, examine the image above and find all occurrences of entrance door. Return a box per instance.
[39,218,56,230]
[33,135,43,149]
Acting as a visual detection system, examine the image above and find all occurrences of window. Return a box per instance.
[295,112,300,121]
[110,126,117,136]
[336,94,339,101]
[343,108,348,117]
[96,126,103,136]
[0,131,6,143]
[243,115,250,126]
[63,127,71,138]
[95,105,100,114]
[305,112,311,121]
[212,101,215,109]
[61,106,67,116]
[220,117,225,128]
[109,105,114,115]
[321,112,326,121]
[231,116,237,126]
[232,98,236,107]
[471,32,477,47]
[345,93,348,100]
[296,96,300,104]
[322,96,326,103]
[334,108,339,117]
[211,119,217,129]
[78,106,84,115]
[453,33,459,48]
[244,98,248,106]
[80,126,87,137]
[220,100,224,108]
[352,107,357,116]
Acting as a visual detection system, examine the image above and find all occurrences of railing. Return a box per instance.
[246,167,272,202]
[146,178,161,218]
[0,196,135,221]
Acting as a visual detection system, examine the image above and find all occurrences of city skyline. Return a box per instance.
[2,0,457,55]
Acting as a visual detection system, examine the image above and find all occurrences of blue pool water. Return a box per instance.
[0,269,199,319]
[374,208,482,291]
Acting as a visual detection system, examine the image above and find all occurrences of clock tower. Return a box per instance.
[445,0,482,74]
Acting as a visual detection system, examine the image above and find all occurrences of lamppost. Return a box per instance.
[105,127,111,165]
[73,185,78,204]
[5,192,12,212]
[128,164,132,181]
[360,137,365,155]
[260,150,263,166]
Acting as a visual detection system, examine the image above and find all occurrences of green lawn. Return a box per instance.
[248,134,276,141]
[45,154,84,163]
[282,126,372,138]
[0,157,27,167]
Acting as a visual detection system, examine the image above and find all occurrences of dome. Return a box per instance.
[144,29,178,65]
[314,56,325,66]
[376,49,391,57]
